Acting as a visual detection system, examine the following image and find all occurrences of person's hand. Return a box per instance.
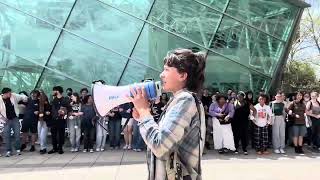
[69,115,74,120]
[127,86,151,119]
[216,113,224,117]
[316,114,320,119]
[39,113,44,118]
[295,114,300,119]
[45,111,50,115]
[34,111,39,115]
[288,110,293,115]
[78,112,83,116]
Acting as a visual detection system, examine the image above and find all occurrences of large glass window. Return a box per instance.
[0,50,41,93]
[65,0,144,56]
[148,0,222,47]
[38,68,89,98]
[0,3,61,65]
[209,16,285,75]
[130,24,205,71]
[118,60,161,86]
[226,0,299,41]
[0,0,75,26]
[205,52,271,93]
[44,32,128,86]
[99,0,154,19]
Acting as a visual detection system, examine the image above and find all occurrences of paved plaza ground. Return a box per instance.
[0,145,320,180]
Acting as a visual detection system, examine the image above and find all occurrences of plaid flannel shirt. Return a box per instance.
[138,89,206,180]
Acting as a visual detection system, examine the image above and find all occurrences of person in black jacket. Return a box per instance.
[108,106,122,150]
[47,86,71,154]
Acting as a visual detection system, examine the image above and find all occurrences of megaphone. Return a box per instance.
[92,81,162,117]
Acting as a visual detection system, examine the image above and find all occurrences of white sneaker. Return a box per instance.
[16,150,21,155]
[123,145,128,150]
[89,149,94,153]
[83,149,87,153]
[96,148,100,152]
[5,151,11,157]
[127,145,132,150]
[274,149,281,154]
[70,148,75,152]
[75,148,79,152]
[280,149,286,154]
[100,148,105,152]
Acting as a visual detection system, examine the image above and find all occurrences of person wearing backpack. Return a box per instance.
[128,49,206,180]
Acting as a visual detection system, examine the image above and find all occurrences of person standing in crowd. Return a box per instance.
[108,106,122,150]
[210,94,236,154]
[66,88,73,102]
[47,86,71,155]
[252,94,272,155]
[229,91,237,104]
[38,90,51,154]
[80,88,89,103]
[232,91,256,155]
[0,88,28,157]
[120,103,134,150]
[270,91,287,154]
[201,89,213,150]
[96,116,108,152]
[306,91,320,151]
[21,90,41,152]
[288,91,307,154]
[303,92,312,146]
[160,93,169,105]
[17,91,28,121]
[68,93,82,152]
[80,95,96,153]
[128,49,206,179]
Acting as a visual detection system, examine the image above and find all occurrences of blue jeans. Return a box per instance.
[132,120,145,149]
[3,118,21,152]
[108,119,121,147]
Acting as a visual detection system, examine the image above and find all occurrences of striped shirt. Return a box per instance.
[138,89,206,180]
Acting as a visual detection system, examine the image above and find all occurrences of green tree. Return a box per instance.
[282,60,320,92]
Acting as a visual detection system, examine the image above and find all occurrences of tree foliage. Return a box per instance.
[282,60,320,92]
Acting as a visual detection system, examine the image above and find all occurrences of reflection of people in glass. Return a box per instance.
[228,33,238,49]
[128,49,206,179]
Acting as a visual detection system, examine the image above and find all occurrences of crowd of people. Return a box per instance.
[1,85,320,157]
[0,86,170,157]
[201,89,320,155]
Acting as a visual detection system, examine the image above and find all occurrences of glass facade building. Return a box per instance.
[0,0,309,94]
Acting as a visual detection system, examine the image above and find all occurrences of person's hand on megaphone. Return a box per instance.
[127,86,151,122]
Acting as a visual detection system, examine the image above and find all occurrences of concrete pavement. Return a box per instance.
[0,146,320,180]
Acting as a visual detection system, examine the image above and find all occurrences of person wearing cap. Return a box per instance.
[232,91,256,155]
[0,87,28,157]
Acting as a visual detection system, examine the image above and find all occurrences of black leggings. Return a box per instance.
[232,122,249,151]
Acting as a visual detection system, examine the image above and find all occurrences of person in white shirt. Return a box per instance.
[252,94,272,155]
[0,87,28,157]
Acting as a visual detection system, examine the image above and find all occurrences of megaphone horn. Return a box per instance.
[92,81,162,117]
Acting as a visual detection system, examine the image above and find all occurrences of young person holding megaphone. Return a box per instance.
[127,49,206,180]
